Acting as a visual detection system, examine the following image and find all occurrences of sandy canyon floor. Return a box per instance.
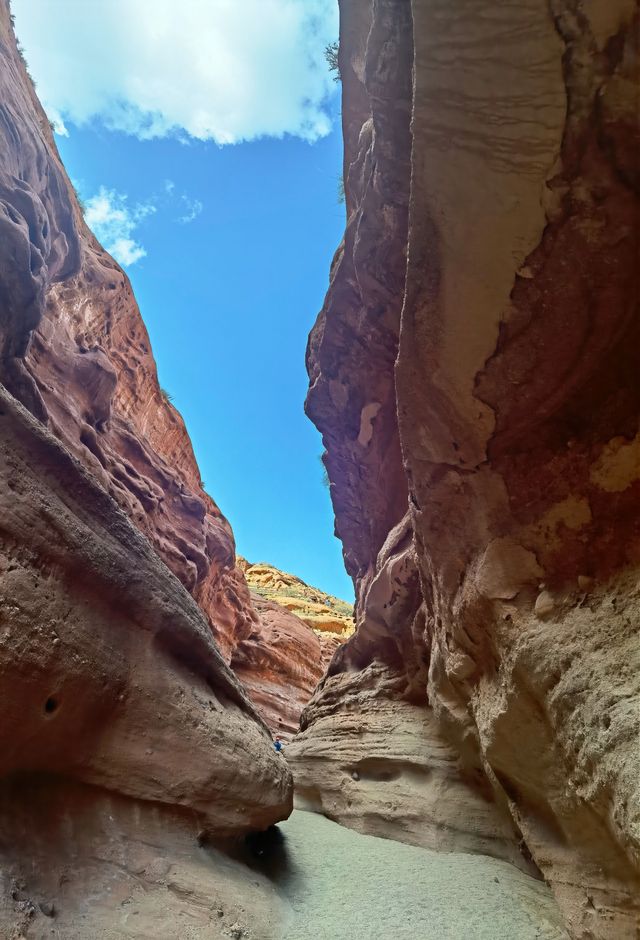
[273,811,568,939]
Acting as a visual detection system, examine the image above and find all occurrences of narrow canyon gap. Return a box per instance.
[0,1,639,939]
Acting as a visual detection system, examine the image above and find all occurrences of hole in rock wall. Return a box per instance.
[43,696,58,715]
[353,758,403,783]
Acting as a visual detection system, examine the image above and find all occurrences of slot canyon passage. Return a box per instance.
[0,0,639,937]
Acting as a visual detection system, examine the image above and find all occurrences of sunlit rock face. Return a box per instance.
[0,5,292,934]
[232,559,354,735]
[290,0,640,936]
[232,592,332,736]
[18,136,254,669]
[238,557,354,639]
[1,3,254,668]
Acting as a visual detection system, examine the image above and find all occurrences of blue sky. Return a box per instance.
[13,0,353,601]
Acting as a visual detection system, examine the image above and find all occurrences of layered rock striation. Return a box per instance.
[1,2,257,668]
[0,0,332,739]
[18,114,254,668]
[0,4,291,934]
[0,384,291,834]
[239,557,354,639]
[290,1,640,938]
[232,560,353,735]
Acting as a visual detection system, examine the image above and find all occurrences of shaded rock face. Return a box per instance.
[291,1,640,937]
[0,383,291,936]
[0,10,80,418]
[0,777,287,940]
[0,386,291,833]
[0,4,291,933]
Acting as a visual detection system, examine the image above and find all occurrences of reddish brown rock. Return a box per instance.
[232,562,353,735]
[0,384,291,834]
[290,1,640,937]
[24,166,256,667]
[1,14,342,751]
[0,8,253,669]
[0,373,292,938]
[1,0,324,729]
[0,5,291,934]
[232,593,328,736]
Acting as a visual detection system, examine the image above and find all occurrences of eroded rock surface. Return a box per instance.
[232,592,331,737]
[0,374,291,937]
[1,1,261,675]
[0,777,287,940]
[239,558,354,638]
[0,4,291,933]
[232,561,353,735]
[290,1,640,937]
[0,386,291,828]
[0,0,330,735]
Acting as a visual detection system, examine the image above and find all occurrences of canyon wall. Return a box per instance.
[0,4,294,934]
[0,0,329,741]
[289,1,640,938]
[12,68,257,668]
[233,560,353,734]
[239,558,354,638]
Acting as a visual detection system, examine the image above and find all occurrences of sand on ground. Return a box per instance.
[271,810,569,940]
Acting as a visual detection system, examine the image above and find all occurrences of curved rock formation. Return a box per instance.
[24,158,255,669]
[0,385,290,834]
[290,1,640,938]
[0,4,292,934]
[1,0,329,739]
[0,5,254,670]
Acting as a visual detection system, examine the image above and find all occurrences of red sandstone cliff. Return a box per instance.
[233,560,353,733]
[289,2,640,938]
[0,4,296,934]
[20,109,256,667]
[0,0,331,741]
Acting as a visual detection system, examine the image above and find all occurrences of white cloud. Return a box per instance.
[12,0,339,145]
[80,182,204,262]
[83,187,155,267]
[178,197,203,225]
[46,106,69,137]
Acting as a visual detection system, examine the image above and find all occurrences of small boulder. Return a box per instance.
[534,590,555,619]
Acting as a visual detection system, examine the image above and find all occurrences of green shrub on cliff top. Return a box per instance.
[324,41,340,82]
